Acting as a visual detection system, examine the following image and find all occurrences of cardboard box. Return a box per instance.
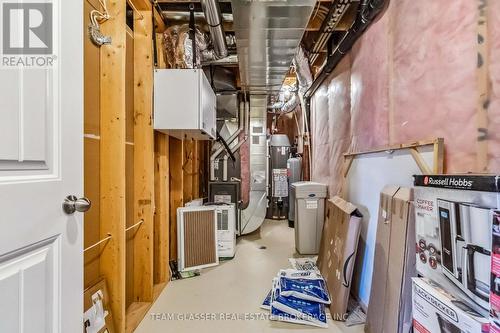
[412,278,490,333]
[317,196,362,320]
[365,186,415,333]
[83,279,115,333]
[490,211,500,332]
[414,175,499,316]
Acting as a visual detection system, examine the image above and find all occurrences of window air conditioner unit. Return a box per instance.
[154,69,216,140]
[177,206,219,272]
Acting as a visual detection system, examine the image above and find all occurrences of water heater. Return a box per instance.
[267,135,291,220]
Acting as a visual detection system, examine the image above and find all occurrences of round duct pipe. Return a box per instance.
[201,0,228,59]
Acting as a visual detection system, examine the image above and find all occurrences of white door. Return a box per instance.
[0,0,83,332]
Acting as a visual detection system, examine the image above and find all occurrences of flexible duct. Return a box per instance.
[294,46,313,95]
[201,0,228,59]
[163,24,209,68]
[268,86,300,114]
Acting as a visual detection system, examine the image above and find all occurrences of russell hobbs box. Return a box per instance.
[414,175,500,319]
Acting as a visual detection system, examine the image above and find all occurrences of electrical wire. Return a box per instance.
[90,0,110,27]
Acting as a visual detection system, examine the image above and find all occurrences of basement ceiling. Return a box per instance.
[231,0,316,93]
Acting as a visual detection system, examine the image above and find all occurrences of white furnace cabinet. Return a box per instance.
[154,69,216,140]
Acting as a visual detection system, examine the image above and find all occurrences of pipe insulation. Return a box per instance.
[201,0,229,59]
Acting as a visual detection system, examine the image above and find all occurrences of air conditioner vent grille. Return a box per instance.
[217,210,229,231]
[182,210,217,269]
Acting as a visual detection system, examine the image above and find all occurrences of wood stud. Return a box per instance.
[99,0,128,331]
[132,8,154,306]
[87,1,172,332]
[154,133,170,284]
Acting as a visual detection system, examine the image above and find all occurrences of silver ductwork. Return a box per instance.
[210,97,247,181]
[232,0,317,93]
[201,0,229,59]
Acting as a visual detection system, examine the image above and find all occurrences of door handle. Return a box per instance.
[63,195,91,215]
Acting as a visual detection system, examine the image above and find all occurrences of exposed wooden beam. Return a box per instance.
[192,141,200,198]
[154,133,170,283]
[409,148,433,175]
[169,137,184,260]
[344,139,443,157]
[99,0,127,331]
[183,139,194,203]
[154,8,166,32]
[132,9,155,305]
[433,138,445,174]
[128,0,151,11]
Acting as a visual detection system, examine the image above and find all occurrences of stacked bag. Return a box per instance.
[261,259,330,328]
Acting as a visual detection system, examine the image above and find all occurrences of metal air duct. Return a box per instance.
[201,0,229,59]
[232,0,316,93]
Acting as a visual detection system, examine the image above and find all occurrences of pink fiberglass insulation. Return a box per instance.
[350,10,390,152]
[310,0,500,313]
[488,1,500,171]
[391,0,477,172]
[311,56,351,196]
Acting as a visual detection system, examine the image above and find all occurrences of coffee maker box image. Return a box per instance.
[414,175,499,316]
[412,278,490,333]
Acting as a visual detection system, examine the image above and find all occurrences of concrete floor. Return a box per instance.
[135,220,364,333]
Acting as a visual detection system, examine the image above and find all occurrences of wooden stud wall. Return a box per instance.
[125,27,136,310]
[125,9,156,332]
[83,0,102,290]
[169,138,184,260]
[168,138,206,262]
[83,1,170,332]
[154,133,170,285]
[183,139,194,203]
[83,2,208,328]
[99,0,127,331]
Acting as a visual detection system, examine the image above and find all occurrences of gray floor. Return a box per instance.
[135,220,364,333]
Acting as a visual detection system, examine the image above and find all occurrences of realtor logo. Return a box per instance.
[2,2,52,54]
[1,0,56,67]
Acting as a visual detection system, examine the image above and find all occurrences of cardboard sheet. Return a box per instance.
[317,196,362,319]
[364,186,399,333]
[365,186,415,333]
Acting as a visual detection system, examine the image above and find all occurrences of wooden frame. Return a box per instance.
[169,137,184,260]
[99,0,127,331]
[154,132,170,285]
[340,138,445,197]
[84,0,170,332]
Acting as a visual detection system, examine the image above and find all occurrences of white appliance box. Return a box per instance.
[154,69,216,140]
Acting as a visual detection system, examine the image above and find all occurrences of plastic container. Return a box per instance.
[291,182,328,255]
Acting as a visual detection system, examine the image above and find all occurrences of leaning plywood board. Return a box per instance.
[345,144,438,308]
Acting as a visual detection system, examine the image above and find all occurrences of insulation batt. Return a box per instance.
[489,0,500,170]
[310,0,500,307]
